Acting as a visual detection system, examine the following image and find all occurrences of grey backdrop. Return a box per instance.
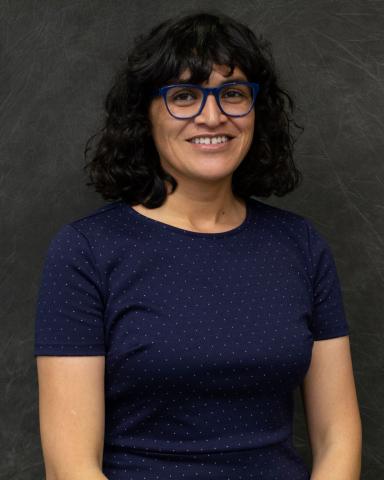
[1,1,383,479]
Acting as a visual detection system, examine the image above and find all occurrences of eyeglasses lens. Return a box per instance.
[165,85,254,118]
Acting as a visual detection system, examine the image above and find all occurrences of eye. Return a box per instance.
[220,84,252,103]
[173,91,196,101]
[169,88,199,103]
[222,89,246,98]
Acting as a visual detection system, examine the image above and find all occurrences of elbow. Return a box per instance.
[311,420,363,480]
[314,415,362,458]
[44,464,58,480]
[44,465,107,480]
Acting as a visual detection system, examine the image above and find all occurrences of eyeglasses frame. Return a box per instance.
[150,81,260,119]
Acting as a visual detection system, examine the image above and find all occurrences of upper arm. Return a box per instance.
[36,355,105,478]
[300,336,362,454]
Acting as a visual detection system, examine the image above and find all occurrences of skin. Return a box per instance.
[37,64,361,479]
[132,63,255,233]
[142,64,363,478]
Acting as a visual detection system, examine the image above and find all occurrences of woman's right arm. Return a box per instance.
[36,355,108,480]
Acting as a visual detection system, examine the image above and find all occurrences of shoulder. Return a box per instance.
[42,201,125,270]
[247,197,331,272]
[46,201,127,248]
[248,196,310,238]
[68,200,124,235]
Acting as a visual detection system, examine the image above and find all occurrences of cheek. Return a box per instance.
[149,108,178,146]
[149,102,167,141]
[238,110,254,131]
[248,115,255,137]
[240,117,255,142]
[247,111,255,130]
[152,123,181,158]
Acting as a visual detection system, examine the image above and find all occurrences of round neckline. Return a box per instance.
[120,197,252,238]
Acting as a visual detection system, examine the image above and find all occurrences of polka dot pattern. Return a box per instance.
[34,197,349,479]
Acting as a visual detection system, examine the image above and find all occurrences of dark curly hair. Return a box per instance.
[83,9,304,207]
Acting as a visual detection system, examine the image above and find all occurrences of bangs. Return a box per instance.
[143,14,253,89]
[85,11,304,203]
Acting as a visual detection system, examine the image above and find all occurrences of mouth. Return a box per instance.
[186,136,235,150]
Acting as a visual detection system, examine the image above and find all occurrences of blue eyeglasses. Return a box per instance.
[150,81,260,119]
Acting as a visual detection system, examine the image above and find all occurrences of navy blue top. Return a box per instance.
[34,197,350,480]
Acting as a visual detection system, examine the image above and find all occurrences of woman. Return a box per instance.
[34,11,362,480]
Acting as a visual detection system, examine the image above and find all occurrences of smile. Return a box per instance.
[187,136,234,150]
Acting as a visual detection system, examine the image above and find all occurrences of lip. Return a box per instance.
[186,137,234,150]
[186,134,235,141]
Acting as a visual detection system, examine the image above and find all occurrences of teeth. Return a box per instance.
[190,136,230,144]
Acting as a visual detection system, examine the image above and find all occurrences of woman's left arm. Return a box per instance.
[300,335,362,480]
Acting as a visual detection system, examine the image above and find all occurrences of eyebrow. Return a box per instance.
[169,77,248,85]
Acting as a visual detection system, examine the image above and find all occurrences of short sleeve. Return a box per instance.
[305,218,350,341]
[34,223,106,356]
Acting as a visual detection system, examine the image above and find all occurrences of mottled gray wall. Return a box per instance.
[1,1,382,479]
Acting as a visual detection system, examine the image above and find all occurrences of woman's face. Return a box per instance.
[148,64,255,186]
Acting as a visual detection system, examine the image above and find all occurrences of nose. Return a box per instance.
[194,92,227,125]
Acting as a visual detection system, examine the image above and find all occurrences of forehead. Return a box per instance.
[178,64,248,82]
